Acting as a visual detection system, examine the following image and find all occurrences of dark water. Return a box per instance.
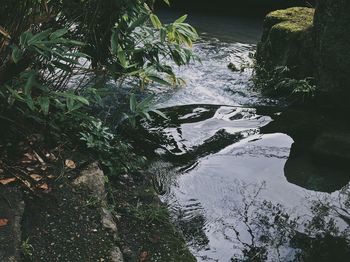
[132,12,349,261]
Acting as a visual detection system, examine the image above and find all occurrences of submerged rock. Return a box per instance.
[256,7,315,79]
[228,62,240,72]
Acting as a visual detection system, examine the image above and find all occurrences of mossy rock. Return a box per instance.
[257,7,315,81]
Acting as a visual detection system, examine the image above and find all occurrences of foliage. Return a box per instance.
[79,118,146,174]
[127,202,170,224]
[126,93,167,127]
[253,64,316,102]
[22,238,34,260]
[0,0,198,176]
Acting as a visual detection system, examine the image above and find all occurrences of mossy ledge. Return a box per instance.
[263,7,314,35]
[257,7,315,81]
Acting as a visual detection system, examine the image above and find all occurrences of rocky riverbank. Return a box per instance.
[1,162,193,262]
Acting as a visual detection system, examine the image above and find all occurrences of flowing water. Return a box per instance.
[130,11,350,261]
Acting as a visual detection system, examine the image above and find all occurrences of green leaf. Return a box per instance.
[55,92,90,105]
[137,95,154,109]
[66,97,75,111]
[151,109,168,119]
[24,72,35,96]
[142,111,152,121]
[38,97,50,115]
[20,31,33,46]
[147,75,171,86]
[130,93,137,112]
[25,95,35,111]
[175,15,188,24]
[27,29,52,45]
[117,48,127,68]
[150,14,162,29]
[50,28,68,40]
[163,0,170,6]
[111,31,118,55]
[129,15,148,32]
[12,46,23,64]
[160,28,166,42]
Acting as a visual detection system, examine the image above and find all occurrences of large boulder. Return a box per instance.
[313,0,350,108]
[256,7,315,79]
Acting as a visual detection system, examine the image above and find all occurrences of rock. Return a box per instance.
[110,247,124,262]
[73,162,124,261]
[256,7,315,80]
[73,162,106,199]
[313,0,350,109]
[312,132,350,164]
[256,2,350,110]
[0,187,24,262]
[228,63,239,72]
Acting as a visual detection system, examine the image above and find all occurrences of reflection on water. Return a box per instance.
[139,105,324,261]
[128,11,350,261]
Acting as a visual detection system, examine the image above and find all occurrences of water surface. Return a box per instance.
[133,11,349,261]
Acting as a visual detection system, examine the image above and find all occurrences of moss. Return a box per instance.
[266,7,314,33]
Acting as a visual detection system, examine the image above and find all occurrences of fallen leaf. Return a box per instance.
[38,183,49,190]
[0,177,16,185]
[0,218,9,227]
[22,180,32,188]
[0,26,11,39]
[33,151,45,164]
[30,174,42,181]
[46,153,57,161]
[65,159,76,169]
[24,152,36,161]
[139,251,148,262]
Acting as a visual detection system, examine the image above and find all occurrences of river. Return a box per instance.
[127,10,349,261]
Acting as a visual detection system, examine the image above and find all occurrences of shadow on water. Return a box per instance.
[259,107,350,192]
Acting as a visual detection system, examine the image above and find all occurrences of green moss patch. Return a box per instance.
[266,7,315,33]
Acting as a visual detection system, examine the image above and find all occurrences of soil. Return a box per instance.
[21,182,115,262]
